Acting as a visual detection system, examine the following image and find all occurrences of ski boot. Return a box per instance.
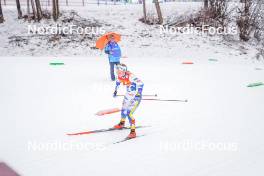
[127,129,136,139]
[114,121,125,129]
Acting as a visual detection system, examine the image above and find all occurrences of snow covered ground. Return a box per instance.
[0,2,261,59]
[0,56,264,176]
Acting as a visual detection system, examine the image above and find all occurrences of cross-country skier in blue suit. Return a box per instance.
[113,63,144,139]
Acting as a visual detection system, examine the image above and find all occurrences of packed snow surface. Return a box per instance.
[0,56,263,176]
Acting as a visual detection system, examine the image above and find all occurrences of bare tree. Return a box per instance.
[35,0,43,21]
[0,0,4,23]
[52,0,59,21]
[56,0,59,17]
[204,0,209,9]
[209,0,228,19]
[237,0,262,41]
[154,0,163,24]
[25,0,44,21]
[27,0,30,14]
[31,0,37,20]
[142,0,147,23]
[16,0,23,19]
[200,0,229,29]
[253,1,264,41]
[16,0,22,19]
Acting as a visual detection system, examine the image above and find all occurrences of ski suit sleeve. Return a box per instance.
[115,79,121,92]
[116,43,122,58]
[129,74,144,98]
[104,43,110,54]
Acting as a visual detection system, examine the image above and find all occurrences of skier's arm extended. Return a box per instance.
[130,74,144,98]
[135,81,144,97]
[113,80,121,97]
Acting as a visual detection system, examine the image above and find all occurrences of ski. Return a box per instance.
[67,126,149,136]
[95,108,121,116]
[112,134,146,144]
[142,98,188,102]
[116,94,158,97]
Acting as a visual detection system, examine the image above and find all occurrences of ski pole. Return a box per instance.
[142,98,188,102]
[116,94,158,97]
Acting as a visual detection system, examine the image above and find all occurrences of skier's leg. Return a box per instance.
[127,98,141,138]
[114,98,129,129]
[114,109,126,129]
[120,108,127,123]
[127,100,140,130]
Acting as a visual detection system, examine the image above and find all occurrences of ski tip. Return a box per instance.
[66,133,80,136]
[95,108,121,116]
[113,134,146,144]
[66,133,75,136]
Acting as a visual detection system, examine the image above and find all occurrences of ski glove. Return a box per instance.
[113,90,117,98]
